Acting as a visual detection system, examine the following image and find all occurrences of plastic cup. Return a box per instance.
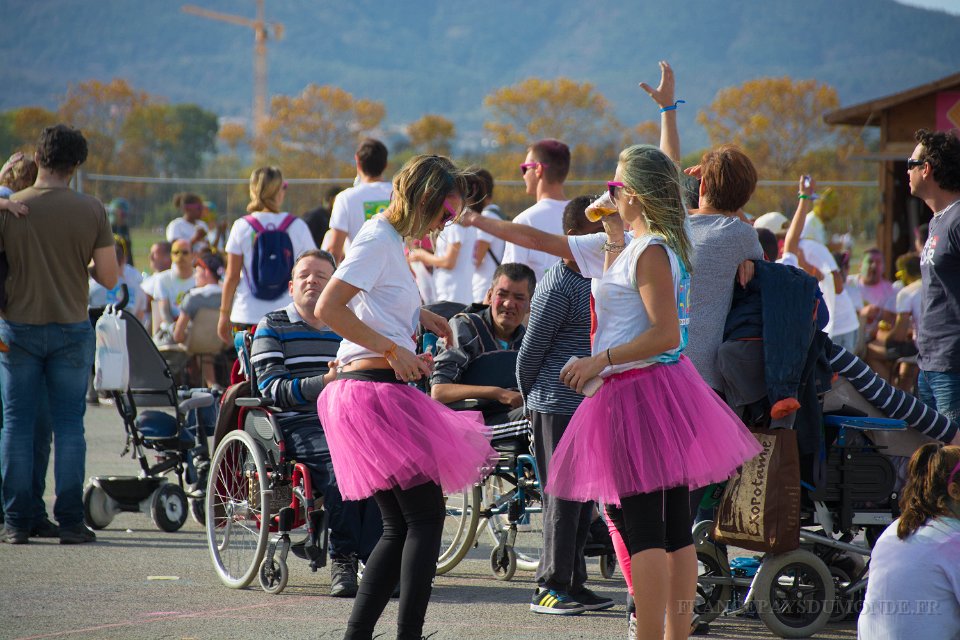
[585,191,618,222]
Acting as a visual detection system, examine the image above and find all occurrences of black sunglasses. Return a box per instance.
[907,158,926,170]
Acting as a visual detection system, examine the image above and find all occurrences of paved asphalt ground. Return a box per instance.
[0,403,859,640]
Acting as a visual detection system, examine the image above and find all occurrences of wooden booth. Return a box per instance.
[825,72,960,274]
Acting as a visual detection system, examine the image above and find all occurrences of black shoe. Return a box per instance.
[530,588,586,615]
[690,615,711,636]
[30,517,60,538]
[2,526,29,544]
[329,557,358,597]
[570,587,615,611]
[59,523,96,545]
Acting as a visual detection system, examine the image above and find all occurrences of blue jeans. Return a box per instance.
[0,321,94,529]
[0,386,53,526]
[283,417,382,560]
[917,369,960,423]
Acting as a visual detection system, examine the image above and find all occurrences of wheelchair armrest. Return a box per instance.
[446,399,482,411]
[235,397,274,408]
[178,392,214,413]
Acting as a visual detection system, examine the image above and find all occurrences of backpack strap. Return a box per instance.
[244,215,266,234]
[277,214,295,232]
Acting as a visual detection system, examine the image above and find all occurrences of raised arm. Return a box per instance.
[639,61,680,163]
[784,175,824,279]
[460,210,573,261]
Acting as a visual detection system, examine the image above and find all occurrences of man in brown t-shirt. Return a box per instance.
[0,124,118,545]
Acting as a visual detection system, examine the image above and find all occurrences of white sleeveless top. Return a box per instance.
[592,234,690,377]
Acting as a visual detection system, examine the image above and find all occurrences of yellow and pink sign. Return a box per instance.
[936,91,960,132]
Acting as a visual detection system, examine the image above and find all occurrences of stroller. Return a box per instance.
[83,288,217,532]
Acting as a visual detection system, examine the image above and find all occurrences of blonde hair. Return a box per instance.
[618,144,694,271]
[247,166,284,213]
[387,155,468,239]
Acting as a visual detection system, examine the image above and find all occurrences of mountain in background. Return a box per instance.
[3,0,960,151]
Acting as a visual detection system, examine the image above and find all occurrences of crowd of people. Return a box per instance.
[2,60,960,640]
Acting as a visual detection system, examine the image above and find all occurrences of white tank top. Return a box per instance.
[592,234,690,377]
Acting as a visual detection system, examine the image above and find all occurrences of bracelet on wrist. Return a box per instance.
[602,241,626,253]
[659,99,686,113]
[383,343,398,361]
[606,348,614,366]
[797,193,810,200]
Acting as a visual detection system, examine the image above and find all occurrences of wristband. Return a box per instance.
[606,348,614,366]
[797,193,810,200]
[659,99,686,113]
[383,343,398,361]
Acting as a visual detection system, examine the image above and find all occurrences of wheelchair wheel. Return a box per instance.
[482,469,543,572]
[82,483,116,530]
[599,553,617,579]
[490,545,517,581]
[437,484,481,575]
[206,430,272,589]
[189,497,206,526]
[151,483,188,532]
[752,549,835,638]
[258,556,289,595]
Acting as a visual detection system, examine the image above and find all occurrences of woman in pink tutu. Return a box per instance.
[550,144,761,640]
[315,155,496,640]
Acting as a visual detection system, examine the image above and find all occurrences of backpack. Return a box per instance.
[243,214,295,300]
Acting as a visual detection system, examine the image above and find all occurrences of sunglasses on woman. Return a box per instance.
[440,199,459,226]
[607,181,625,200]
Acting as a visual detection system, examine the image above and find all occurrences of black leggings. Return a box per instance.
[605,486,693,555]
[344,481,445,640]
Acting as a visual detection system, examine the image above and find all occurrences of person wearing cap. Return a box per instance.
[173,251,225,388]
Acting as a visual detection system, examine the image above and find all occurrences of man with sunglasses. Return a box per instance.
[911,128,960,445]
[148,239,196,343]
[502,140,570,283]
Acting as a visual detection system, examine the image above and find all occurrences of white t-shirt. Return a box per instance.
[799,238,859,336]
[568,230,635,300]
[433,223,476,305]
[778,252,800,268]
[328,181,393,257]
[896,280,923,334]
[502,198,568,283]
[224,211,316,325]
[333,215,421,366]
[859,517,960,640]
[149,269,195,318]
[593,235,688,376]
[472,206,506,303]
[165,217,210,253]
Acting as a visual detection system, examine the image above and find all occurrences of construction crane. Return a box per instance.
[182,0,283,150]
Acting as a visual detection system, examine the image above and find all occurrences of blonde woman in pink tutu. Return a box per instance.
[549,144,761,640]
[315,155,497,640]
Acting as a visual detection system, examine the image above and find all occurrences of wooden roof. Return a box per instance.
[824,71,960,126]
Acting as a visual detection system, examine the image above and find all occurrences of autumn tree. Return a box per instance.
[0,107,59,152]
[120,103,219,177]
[407,114,456,156]
[58,78,151,176]
[263,84,385,176]
[218,122,248,154]
[698,76,866,216]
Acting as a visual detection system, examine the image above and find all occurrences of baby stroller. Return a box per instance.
[83,288,216,532]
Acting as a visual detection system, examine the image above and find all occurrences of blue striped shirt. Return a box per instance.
[517,260,593,415]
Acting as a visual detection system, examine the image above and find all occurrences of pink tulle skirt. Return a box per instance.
[317,379,497,500]
[545,356,762,506]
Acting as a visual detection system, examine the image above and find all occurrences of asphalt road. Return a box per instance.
[0,402,858,640]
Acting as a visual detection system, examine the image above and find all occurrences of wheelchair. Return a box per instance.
[205,331,330,594]
[693,387,905,638]
[84,292,216,533]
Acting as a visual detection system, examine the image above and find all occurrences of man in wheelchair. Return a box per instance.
[250,249,382,597]
[429,262,535,425]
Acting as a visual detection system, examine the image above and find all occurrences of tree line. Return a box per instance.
[1,75,875,233]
